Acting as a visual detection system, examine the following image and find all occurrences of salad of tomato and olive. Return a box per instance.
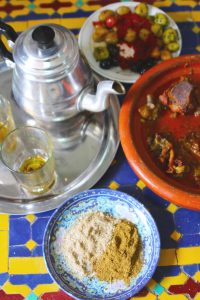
[92,3,180,74]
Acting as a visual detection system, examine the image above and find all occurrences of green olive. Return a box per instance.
[163,27,178,44]
[154,13,168,26]
[135,3,148,17]
[151,23,163,37]
[116,6,131,15]
[93,46,109,61]
[99,10,114,22]
[105,32,118,44]
[92,27,109,42]
[139,28,150,41]
[167,42,180,52]
[124,28,137,43]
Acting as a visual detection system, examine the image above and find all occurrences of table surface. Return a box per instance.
[0,1,200,300]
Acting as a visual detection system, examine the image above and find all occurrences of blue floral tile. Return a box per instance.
[9,218,31,245]
[32,245,43,256]
[0,272,9,286]
[10,274,53,289]
[35,210,55,218]
[183,265,199,276]
[143,188,170,209]
[10,215,26,219]
[174,209,200,234]
[178,234,200,247]
[95,147,139,187]
[153,266,181,282]
[9,246,31,257]
[180,24,199,52]
[32,218,49,244]
[150,210,176,248]
[162,4,192,12]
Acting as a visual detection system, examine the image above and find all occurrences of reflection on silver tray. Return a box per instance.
[0,63,120,214]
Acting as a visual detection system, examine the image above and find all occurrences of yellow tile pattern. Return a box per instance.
[194,271,200,282]
[166,203,178,214]
[160,272,188,289]
[25,239,37,251]
[0,214,9,230]
[10,8,29,19]
[170,230,182,241]
[147,278,157,290]
[196,45,200,52]
[25,214,37,223]
[9,257,48,274]
[2,282,31,297]
[192,25,200,33]
[159,247,200,266]
[34,283,59,296]
[159,291,188,299]
[0,231,8,273]
[131,293,157,300]
[168,11,193,22]
[176,247,200,265]
[109,181,119,190]
[159,249,178,266]
[154,1,173,7]
[7,21,27,33]
[136,180,146,190]
[175,0,198,7]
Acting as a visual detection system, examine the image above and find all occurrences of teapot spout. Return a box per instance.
[78,80,125,113]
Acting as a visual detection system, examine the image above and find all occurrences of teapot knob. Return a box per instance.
[32,26,55,49]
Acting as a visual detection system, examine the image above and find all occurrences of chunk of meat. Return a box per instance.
[159,78,193,114]
[138,94,160,120]
[149,134,186,175]
[183,133,200,160]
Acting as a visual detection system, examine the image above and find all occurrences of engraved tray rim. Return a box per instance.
[0,62,120,214]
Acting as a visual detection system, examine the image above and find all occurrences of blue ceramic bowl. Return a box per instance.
[43,189,160,300]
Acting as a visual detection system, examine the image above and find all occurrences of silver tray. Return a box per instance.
[0,63,120,214]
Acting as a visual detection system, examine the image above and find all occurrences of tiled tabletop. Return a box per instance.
[0,1,200,300]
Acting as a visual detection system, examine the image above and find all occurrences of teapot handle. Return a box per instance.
[0,21,18,63]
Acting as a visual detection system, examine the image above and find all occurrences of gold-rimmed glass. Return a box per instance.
[1,126,55,194]
[0,95,15,144]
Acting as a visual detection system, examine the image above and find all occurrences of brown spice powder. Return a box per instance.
[92,219,142,284]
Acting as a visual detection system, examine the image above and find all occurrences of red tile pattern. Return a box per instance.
[0,290,24,300]
[41,290,75,300]
[169,278,200,298]
[40,1,72,10]
[0,3,24,14]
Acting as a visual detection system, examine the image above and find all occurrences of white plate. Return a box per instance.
[78,1,182,83]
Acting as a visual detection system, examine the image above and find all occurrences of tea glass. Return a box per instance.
[0,95,15,144]
[1,126,55,194]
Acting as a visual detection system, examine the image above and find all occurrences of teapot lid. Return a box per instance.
[13,24,79,77]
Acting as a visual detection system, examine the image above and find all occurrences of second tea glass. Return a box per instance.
[1,126,55,194]
[0,95,15,144]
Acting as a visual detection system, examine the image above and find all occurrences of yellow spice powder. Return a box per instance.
[92,219,142,284]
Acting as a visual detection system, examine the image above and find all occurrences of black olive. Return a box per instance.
[145,58,156,69]
[139,59,157,74]
[99,58,112,69]
[139,66,148,74]
[111,57,119,67]
[131,60,144,73]
[107,44,119,58]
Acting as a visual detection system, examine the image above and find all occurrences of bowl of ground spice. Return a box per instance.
[44,189,160,300]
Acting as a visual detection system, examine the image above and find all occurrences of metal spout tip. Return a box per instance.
[112,81,126,95]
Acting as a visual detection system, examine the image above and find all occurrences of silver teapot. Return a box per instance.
[0,22,125,122]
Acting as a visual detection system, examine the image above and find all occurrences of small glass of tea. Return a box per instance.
[1,126,55,194]
[0,95,15,144]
